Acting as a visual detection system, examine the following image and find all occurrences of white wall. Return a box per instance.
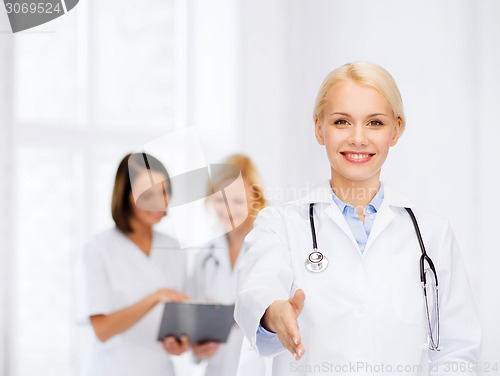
[0,9,13,375]
[476,0,500,367]
[190,0,240,161]
[238,0,500,369]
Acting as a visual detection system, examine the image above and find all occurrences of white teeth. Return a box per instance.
[345,153,370,160]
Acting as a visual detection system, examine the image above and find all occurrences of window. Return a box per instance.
[5,0,186,374]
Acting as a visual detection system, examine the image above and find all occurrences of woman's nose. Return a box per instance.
[348,124,368,146]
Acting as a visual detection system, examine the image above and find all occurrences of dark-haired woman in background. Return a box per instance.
[77,153,189,376]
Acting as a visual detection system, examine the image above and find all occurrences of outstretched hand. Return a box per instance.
[261,289,306,360]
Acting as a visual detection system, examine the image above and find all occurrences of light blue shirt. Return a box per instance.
[331,185,384,253]
[255,185,385,356]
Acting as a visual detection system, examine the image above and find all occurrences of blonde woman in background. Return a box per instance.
[190,154,270,376]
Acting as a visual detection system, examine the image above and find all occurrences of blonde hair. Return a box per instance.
[210,154,267,218]
[313,62,406,134]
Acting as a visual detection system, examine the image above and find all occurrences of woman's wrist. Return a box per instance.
[150,290,161,305]
[261,302,280,333]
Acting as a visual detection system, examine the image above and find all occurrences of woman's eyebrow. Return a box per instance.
[328,112,351,116]
[367,113,389,117]
[328,112,389,117]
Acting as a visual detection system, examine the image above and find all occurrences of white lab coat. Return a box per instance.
[235,182,481,376]
[76,228,186,376]
[191,236,270,376]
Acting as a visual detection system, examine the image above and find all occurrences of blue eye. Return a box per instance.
[334,119,350,126]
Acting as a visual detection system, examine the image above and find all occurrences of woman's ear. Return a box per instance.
[314,117,325,146]
[390,117,402,147]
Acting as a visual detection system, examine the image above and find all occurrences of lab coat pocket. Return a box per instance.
[390,277,426,328]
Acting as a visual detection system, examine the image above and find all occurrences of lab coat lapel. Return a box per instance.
[323,203,359,249]
[364,184,413,252]
[301,182,359,249]
[364,202,395,251]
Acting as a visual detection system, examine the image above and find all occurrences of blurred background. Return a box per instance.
[1,0,499,375]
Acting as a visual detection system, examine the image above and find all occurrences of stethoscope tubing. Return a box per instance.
[309,203,318,250]
[201,244,220,269]
[405,207,439,286]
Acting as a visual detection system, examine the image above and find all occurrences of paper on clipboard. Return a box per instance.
[157,301,235,344]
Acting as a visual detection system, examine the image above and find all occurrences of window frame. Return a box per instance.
[0,0,191,373]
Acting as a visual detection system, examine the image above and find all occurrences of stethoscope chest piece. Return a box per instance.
[305,250,329,273]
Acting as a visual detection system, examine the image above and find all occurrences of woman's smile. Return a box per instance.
[340,151,376,164]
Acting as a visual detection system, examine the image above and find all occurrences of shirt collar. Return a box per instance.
[331,184,385,217]
[298,180,413,208]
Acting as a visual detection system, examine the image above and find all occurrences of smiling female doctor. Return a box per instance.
[234,62,481,375]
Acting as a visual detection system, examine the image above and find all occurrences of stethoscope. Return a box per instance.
[201,244,220,269]
[305,203,329,273]
[305,203,440,351]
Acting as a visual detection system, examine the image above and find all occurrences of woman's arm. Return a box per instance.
[90,288,187,342]
[234,206,296,356]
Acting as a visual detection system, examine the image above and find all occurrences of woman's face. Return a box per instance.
[130,170,169,227]
[315,79,401,185]
[211,178,256,232]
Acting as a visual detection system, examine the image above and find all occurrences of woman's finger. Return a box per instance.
[173,293,189,301]
[192,342,220,358]
[161,337,177,353]
[280,307,303,358]
[179,335,190,352]
[162,336,189,355]
[289,289,306,315]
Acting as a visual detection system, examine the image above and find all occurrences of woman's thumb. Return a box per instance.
[290,289,306,314]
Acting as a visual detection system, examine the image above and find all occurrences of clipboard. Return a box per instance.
[157,301,235,344]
